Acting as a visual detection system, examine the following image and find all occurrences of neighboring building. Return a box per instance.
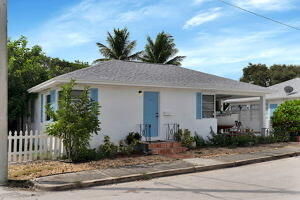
[224,78,300,131]
[28,60,270,148]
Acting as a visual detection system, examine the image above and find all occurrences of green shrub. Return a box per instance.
[98,136,118,158]
[46,80,101,162]
[125,132,142,145]
[272,100,300,140]
[118,140,136,155]
[75,148,100,162]
[175,129,195,149]
[194,133,207,147]
[207,129,284,148]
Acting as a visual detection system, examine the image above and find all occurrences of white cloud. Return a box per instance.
[183,7,222,29]
[193,0,209,5]
[233,0,295,11]
[29,0,178,54]
[180,28,300,78]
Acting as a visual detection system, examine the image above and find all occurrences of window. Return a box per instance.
[202,95,215,118]
[269,104,278,117]
[46,94,51,121]
[58,90,84,105]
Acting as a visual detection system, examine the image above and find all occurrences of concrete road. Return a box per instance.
[1,157,300,200]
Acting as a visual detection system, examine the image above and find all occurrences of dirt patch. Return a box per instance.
[9,155,175,180]
[181,142,299,158]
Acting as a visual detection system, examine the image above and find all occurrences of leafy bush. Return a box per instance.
[207,129,283,148]
[75,148,100,162]
[46,80,101,162]
[98,136,118,159]
[272,100,300,141]
[175,129,195,149]
[194,133,207,147]
[118,140,136,155]
[125,132,142,145]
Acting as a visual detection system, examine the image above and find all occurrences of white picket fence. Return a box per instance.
[8,130,64,164]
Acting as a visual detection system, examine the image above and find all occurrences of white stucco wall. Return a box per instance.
[29,84,218,148]
[229,98,298,131]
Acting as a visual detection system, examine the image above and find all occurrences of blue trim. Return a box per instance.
[196,92,202,119]
[40,94,44,122]
[90,88,99,102]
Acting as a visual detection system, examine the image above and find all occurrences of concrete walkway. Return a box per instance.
[33,145,300,191]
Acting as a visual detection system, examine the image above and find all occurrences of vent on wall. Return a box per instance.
[284,86,294,95]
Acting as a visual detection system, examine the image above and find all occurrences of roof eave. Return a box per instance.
[28,79,272,96]
[27,78,69,93]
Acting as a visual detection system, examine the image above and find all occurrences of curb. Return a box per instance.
[34,151,300,191]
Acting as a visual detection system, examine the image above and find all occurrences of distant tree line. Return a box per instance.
[240,63,300,87]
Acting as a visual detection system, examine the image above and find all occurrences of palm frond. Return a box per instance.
[95,28,141,60]
[165,56,186,66]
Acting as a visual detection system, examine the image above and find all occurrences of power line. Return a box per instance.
[216,0,300,31]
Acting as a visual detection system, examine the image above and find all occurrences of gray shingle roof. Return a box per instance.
[267,78,300,99]
[30,60,271,94]
[225,78,300,103]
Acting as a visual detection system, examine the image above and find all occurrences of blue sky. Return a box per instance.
[8,0,300,80]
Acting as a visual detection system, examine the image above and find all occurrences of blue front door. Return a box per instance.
[144,92,159,137]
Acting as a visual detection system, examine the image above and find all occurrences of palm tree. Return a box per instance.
[139,32,185,66]
[95,28,142,62]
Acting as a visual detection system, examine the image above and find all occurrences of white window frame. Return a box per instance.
[202,94,216,118]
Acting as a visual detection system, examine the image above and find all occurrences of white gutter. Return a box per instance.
[28,78,273,96]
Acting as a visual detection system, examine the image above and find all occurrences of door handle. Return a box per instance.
[155,113,159,118]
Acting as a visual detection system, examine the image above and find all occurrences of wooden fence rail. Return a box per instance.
[8,130,64,164]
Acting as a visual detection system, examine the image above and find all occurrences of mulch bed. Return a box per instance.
[179,142,299,158]
[9,155,175,180]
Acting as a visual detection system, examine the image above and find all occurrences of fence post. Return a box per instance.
[7,131,12,163]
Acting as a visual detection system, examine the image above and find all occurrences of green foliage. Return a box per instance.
[98,136,118,158]
[95,28,142,62]
[240,63,300,87]
[194,133,207,147]
[272,100,300,139]
[118,140,136,155]
[46,80,101,162]
[8,36,88,130]
[139,31,185,66]
[207,131,286,148]
[75,149,100,162]
[125,132,142,145]
[240,63,270,87]
[175,129,195,149]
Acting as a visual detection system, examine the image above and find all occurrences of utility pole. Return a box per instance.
[0,0,8,185]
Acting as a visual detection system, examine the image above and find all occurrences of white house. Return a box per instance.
[28,60,271,148]
[224,78,300,131]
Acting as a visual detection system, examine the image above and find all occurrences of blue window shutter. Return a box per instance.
[40,94,44,122]
[90,88,99,102]
[50,90,56,110]
[196,93,202,119]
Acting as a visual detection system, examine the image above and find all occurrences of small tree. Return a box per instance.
[272,100,300,141]
[46,80,101,162]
